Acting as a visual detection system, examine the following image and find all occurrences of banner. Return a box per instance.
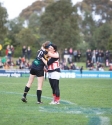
[0,69,112,78]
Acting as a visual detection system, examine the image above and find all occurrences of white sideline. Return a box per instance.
[0,90,74,104]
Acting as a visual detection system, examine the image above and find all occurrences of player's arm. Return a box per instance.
[41,57,58,66]
[47,51,59,58]
[41,57,47,65]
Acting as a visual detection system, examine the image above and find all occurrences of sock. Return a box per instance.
[53,94,56,101]
[23,86,30,98]
[55,97,60,102]
[37,90,42,102]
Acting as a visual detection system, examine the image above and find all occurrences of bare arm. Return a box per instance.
[48,51,59,58]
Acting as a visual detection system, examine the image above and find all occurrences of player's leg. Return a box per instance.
[49,78,56,103]
[21,74,35,102]
[49,78,56,98]
[49,72,60,104]
[54,79,60,104]
[36,76,44,104]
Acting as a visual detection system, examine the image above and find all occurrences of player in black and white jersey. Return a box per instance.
[21,41,58,104]
[41,44,61,104]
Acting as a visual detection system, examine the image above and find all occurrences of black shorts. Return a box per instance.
[30,68,44,77]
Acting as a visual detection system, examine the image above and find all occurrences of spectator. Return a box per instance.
[80,66,83,74]
[63,63,69,70]
[19,62,25,69]
[91,50,96,64]
[7,48,12,61]
[22,45,27,58]
[86,60,93,70]
[27,46,31,61]
[97,50,102,63]
[77,50,81,62]
[11,45,14,57]
[68,47,73,63]
[109,65,112,71]
[96,62,102,70]
[63,48,69,64]
[0,59,3,68]
[24,60,30,69]
[95,49,98,62]
[109,59,112,65]
[21,56,26,64]
[5,45,10,57]
[99,65,104,71]
[73,50,77,62]
[86,49,92,62]
[101,50,104,63]
[1,56,7,64]
[69,62,76,70]
[4,62,10,69]
[16,57,22,66]
[105,50,110,65]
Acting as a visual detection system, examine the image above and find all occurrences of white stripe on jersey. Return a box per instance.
[48,60,60,70]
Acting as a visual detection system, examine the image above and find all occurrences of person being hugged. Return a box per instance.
[41,44,61,104]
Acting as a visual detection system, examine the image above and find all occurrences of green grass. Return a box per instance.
[0,77,112,125]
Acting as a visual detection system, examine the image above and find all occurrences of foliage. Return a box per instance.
[76,0,112,50]
[19,0,54,19]
[77,0,112,24]
[92,24,112,50]
[40,0,81,53]
[15,28,36,46]
[77,41,90,55]
[0,2,8,42]
[108,35,112,51]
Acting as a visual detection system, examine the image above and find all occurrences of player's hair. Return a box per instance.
[50,44,57,52]
[42,41,52,49]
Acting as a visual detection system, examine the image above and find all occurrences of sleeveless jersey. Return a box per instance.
[31,49,46,70]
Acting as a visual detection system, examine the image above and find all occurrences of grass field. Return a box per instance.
[0,77,112,125]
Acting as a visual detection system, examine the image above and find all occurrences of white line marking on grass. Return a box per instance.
[100,116,110,125]
[88,116,110,125]
[0,91,74,105]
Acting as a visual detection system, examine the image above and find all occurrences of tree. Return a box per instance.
[6,17,25,46]
[108,35,112,51]
[0,2,8,42]
[92,24,112,50]
[19,0,54,19]
[76,0,112,24]
[80,11,96,47]
[75,0,112,49]
[40,0,80,53]
[15,28,37,46]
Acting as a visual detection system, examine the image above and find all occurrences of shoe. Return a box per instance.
[55,101,60,104]
[49,100,55,104]
[49,101,60,105]
[37,101,43,104]
[21,97,27,103]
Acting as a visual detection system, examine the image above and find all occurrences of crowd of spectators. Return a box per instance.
[0,45,31,70]
[85,49,111,71]
[62,48,112,71]
[0,46,112,71]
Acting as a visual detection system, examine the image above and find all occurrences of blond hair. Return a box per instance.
[42,41,51,49]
